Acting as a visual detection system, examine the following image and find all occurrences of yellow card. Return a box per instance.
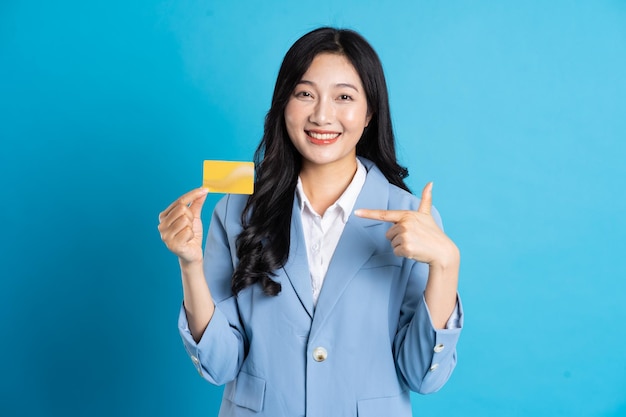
[202,160,254,194]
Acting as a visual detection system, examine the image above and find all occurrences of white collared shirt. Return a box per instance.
[296,159,367,305]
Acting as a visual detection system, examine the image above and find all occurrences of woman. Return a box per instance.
[158,27,462,416]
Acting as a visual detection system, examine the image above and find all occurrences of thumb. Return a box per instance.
[417,182,433,214]
[189,188,209,217]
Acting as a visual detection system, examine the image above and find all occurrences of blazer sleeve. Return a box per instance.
[178,195,248,386]
[393,205,464,394]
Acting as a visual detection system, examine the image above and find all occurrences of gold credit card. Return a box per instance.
[202,160,254,194]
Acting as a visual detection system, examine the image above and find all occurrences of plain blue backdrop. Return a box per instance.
[1,1,625,416]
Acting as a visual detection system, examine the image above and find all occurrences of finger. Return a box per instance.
[172,223,195,245]
[160,187,209,220]
[189,191,208,218]
[159,204,193,230]
[385,222,404,241]
[417,182,433,215]
[164,226,195,253]
[354,209,408,223]
[160,214,193,243]
[179,187,209,206]
[390,233,403,249]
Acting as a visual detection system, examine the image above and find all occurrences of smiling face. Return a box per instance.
[284,53,371,172]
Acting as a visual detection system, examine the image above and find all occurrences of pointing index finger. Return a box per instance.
[354,209,407,223]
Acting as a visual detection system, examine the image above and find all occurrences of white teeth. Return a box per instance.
[308,131,339,140]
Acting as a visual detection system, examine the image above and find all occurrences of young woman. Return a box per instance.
[158,27,462,417]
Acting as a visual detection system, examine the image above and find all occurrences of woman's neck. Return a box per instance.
[299,158,358,216]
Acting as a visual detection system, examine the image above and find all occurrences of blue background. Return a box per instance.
[1,1,625,416]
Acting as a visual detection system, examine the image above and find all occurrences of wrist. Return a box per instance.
[179,258,204,275]
[429,243,460,271]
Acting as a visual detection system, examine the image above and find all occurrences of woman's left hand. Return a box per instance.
[354,182,459,268]
[355,182,460,328]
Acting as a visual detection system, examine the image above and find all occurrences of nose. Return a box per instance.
[309,96,334,125]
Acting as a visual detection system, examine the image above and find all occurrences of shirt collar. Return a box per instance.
[296,158,367,223]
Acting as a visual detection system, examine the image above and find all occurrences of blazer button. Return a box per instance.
[433,344,444,353]
[313,347,328,362]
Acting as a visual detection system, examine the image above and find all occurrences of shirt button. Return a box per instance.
[313,347,328,362]
[429,363,439,372]
[191,355,203,375]
[433,344,444,353]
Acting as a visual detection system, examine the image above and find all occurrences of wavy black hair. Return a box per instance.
[232,27,410,296]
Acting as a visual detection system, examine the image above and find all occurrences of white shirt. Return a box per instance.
[295,159,460,328]
[296,159,367,305]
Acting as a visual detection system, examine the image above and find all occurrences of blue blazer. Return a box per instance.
[179,158,463,417]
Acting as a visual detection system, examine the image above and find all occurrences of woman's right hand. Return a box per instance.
[158,187,209,265]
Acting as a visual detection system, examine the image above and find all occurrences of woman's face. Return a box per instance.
[284,53,371,171]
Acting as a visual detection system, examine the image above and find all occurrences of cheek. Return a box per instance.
[342,106,370,129]
[284,105,304,145]
[284,107,296,133]
[284,103,293,124]
[284,102,303,128]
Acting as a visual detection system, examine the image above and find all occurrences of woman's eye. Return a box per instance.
[339,94,353,101]
[295,91,312,98]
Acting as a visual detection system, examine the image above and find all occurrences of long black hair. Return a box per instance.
[232,27,410,296]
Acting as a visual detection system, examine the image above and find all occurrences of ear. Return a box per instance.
[365,111,373,128]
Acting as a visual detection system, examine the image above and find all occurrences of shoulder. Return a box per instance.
[360,158,419,210]
[214,193,248,216]
[386,182,416,209]
[212,194,249,231]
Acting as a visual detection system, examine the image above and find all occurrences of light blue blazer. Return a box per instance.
[179,158,463,417]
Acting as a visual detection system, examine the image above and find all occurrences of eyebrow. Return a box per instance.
[297,80,361,92]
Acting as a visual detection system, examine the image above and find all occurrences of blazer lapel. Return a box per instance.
[310,162,391,338]
[281,198,314,319]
